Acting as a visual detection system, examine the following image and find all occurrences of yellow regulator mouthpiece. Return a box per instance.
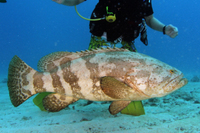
[74,5,116,23]
[106,14,116,23]
[105,6,116,23]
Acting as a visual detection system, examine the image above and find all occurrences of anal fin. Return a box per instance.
[42,93,78,112]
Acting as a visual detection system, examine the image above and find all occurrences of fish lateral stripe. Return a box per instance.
[57,66,73,96]
[61,61,85,99]
[50,70,65,94]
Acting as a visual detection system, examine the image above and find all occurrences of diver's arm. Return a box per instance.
[145,14,178,38]
[52,0,85,6]
[145,15,165,32]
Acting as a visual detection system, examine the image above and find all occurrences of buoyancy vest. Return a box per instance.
[89,0,153,45]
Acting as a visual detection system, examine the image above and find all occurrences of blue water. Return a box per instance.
[0,0,200,76]
[0,1,200,132]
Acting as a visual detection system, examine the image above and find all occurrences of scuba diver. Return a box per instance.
[53,0,178,52]
[33,0,178,116]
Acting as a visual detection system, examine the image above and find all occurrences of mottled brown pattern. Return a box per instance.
[61,62,84,98]
[100,77,131,99]
[60,95,67,100]
[104,51,146,65]
[109,101,131,115]
[106,57,131,77]
[46,61,57,72]
[22,88,32,96]
[60,57,75,66]
[77,47,129,59]
[124,72,150,98]
[43,94,68,112]
[7,48,188,114]
[33,72,46,93]
[43,93,79,112]
[7,55,34,106]
[21,67,32,86]
[37,52,72,72]
[51,72,65,93]
[136,70,150,79]
[163,75,180,92]
[152,65,163,74]
[162,76,171,83]
[82,54,107,100]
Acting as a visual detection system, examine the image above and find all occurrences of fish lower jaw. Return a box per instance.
[177,78,188,88]
[161,78,188,97]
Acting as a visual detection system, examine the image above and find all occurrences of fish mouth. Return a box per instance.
[177,77,188,88]
[165,74,188,93]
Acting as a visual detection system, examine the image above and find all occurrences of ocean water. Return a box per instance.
[0,0,200,132]
[0,0,200,75]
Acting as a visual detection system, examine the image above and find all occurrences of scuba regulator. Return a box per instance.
[75,6,116,23]
[105,6,116,23]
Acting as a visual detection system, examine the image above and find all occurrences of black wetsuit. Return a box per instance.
[89,0,154,43]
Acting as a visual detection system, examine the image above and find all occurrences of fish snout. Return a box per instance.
[164,73,188,93]
[177,78,188,88]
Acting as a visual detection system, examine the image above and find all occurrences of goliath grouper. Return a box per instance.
[7,47,188,115]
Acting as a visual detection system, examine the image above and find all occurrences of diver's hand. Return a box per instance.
[52,0,85,6]
[165,24,178,38]
[52,0,65,4]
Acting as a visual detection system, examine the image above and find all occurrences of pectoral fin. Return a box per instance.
[100,77,145,116]
[109,101,131,115]
[100,76,132,99]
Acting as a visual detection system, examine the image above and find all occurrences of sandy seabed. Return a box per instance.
[0,75,200,133]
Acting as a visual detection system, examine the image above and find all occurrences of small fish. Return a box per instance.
[7,47,188,115]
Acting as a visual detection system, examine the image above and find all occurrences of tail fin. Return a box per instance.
[7,55,37,107]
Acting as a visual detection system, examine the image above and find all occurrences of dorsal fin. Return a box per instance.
[37,51,74,72]
[37,47,129,72]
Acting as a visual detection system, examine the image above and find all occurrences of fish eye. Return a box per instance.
[169,69,175,74]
